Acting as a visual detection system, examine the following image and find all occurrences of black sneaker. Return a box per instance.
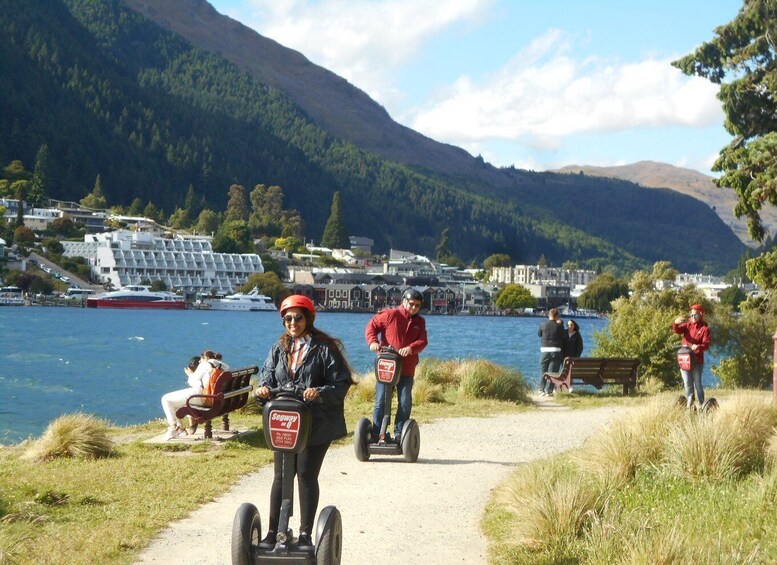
[259,530,277,549]
[297,532,313,549]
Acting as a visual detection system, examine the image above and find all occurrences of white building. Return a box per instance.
[491,264,597,287]
[1,198,65,230]
[62,230,263,293]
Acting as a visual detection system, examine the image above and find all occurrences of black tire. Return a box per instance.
[231,502,260,565]
[401,419,420,463]
[701,398,719,413]
[315,506,342,565]
[354,417,371,461]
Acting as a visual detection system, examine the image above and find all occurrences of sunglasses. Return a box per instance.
[689,313,700,318]
[283,314,305,323]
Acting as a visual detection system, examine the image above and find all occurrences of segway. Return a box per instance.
[231,384,342,565]
[353,346,420,463]
[675,345,718,413]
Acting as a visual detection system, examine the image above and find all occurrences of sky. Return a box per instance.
[208,0,742,175]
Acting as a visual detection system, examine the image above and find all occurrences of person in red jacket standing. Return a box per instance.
[365,288,428,442]
[672,303,711,409]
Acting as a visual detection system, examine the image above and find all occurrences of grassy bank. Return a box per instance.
[0,358,531,564]
[484,390,777,564]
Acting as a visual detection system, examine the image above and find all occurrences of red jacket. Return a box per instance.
[672,320,711,365]
[365,305,428,377]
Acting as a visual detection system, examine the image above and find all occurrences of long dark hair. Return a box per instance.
[568,319,580,333]
[278,310,353,375]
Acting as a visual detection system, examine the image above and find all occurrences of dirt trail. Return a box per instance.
[135,400,626,565]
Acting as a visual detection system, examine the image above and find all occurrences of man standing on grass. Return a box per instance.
[537,308,567,396]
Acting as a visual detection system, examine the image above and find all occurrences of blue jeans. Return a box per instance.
[539,351,563,394]
[681,364,704,404]
[373,376,413,438]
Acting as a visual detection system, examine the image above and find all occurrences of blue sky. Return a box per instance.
[209,0,742,175]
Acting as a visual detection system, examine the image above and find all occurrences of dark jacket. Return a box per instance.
[566,331,584,358]
[538,319,567,350]
[259,337,351,446]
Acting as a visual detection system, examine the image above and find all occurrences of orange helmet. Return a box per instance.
[280,295,315,318]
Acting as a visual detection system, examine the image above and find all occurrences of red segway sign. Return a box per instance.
[377,358,398,383]
[269,410,301,450]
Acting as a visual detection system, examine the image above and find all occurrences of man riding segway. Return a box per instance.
[365,288,428,444]
[672,303,712,411]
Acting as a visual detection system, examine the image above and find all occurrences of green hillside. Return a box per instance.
[0,0,745,273]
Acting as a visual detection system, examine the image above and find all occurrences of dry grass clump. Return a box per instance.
[766,432,777,469]
[664,394,777,481]
[457,359,529,402]
[23,413,114,462]
[349,372,377,403]
[494,458,602,554]
[415,357,461,387]
[576,395,683,486]
[411,378,446,403]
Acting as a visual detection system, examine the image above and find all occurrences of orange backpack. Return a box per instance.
[202,363,229,404]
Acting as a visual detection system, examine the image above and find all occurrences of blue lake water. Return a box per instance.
[0,308,715,444]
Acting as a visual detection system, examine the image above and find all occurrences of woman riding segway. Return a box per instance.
[672,303,715,412]
[232,295,352,564]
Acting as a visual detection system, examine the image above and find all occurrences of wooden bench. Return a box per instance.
[543,357,640,395]
[176,366,258,439]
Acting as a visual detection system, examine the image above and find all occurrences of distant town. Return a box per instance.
[0,197,760,313]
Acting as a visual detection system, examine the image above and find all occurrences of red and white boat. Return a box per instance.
[86,285,186,310]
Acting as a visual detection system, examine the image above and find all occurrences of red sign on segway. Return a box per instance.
[377,358,397,383]
[269,410,301,449]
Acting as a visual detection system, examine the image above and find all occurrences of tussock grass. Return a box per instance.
[411,378,446,403]
[576,395,683,486]
[348,372,377,403]
[415,357,461,387]
[485,391,777,563]
[492,458,602,555]
[458,358,530,402]
[23,413,114,462]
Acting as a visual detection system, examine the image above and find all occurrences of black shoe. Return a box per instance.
[259,530,277,549]
[297,533,313,549]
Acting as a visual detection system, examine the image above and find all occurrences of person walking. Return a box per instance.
[254,295,352,549]
[672,303,711,408]
[537,308,567,396]
[365,288,428,442]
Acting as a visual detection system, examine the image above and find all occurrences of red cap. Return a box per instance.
[689,304,704,313]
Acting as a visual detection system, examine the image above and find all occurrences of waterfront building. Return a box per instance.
[62,229,263,293]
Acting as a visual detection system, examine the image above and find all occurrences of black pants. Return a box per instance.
[268,441,331,534]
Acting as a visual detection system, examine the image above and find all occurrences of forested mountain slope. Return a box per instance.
[0,0,745,273]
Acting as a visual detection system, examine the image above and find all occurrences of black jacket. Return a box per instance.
[259,337,351,446]
[566,331,584,358]
[538,320,568,349]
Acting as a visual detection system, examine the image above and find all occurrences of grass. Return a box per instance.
[0,358,535,564]
[484,390,777,563]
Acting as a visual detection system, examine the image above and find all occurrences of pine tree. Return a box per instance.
[225,184,249,222]
[80,175,108,209]
[320,191,350,248]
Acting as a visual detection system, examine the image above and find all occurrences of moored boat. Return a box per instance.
[0,286,25,306]
[205,288,276,312]
[86,285,186,309]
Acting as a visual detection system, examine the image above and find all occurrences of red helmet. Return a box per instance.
[280,295,315,317]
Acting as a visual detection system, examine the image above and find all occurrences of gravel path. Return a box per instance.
[135,399,627,565]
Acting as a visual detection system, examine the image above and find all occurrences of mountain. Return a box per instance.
[554,161,777,246]
[0,0,747,274]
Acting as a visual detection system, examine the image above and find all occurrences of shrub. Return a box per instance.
[23,413,114,462]
[457,359,529,402]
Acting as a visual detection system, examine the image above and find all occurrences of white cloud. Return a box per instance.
[239,0,493,105]
[407,29,723,149]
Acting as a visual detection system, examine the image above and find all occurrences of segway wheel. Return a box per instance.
[354,417,371,461]
[231,502,261,565]
[701,398,719,413]
[314,505,342,565]
[401,419,420,463]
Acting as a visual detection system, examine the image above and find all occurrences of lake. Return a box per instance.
[0,308,712,444]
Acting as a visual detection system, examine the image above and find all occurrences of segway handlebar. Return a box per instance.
[255,383,322,405]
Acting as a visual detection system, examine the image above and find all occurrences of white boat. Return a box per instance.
[86,284,186,310]
[0,286,25,306]
[206,288,276,311]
